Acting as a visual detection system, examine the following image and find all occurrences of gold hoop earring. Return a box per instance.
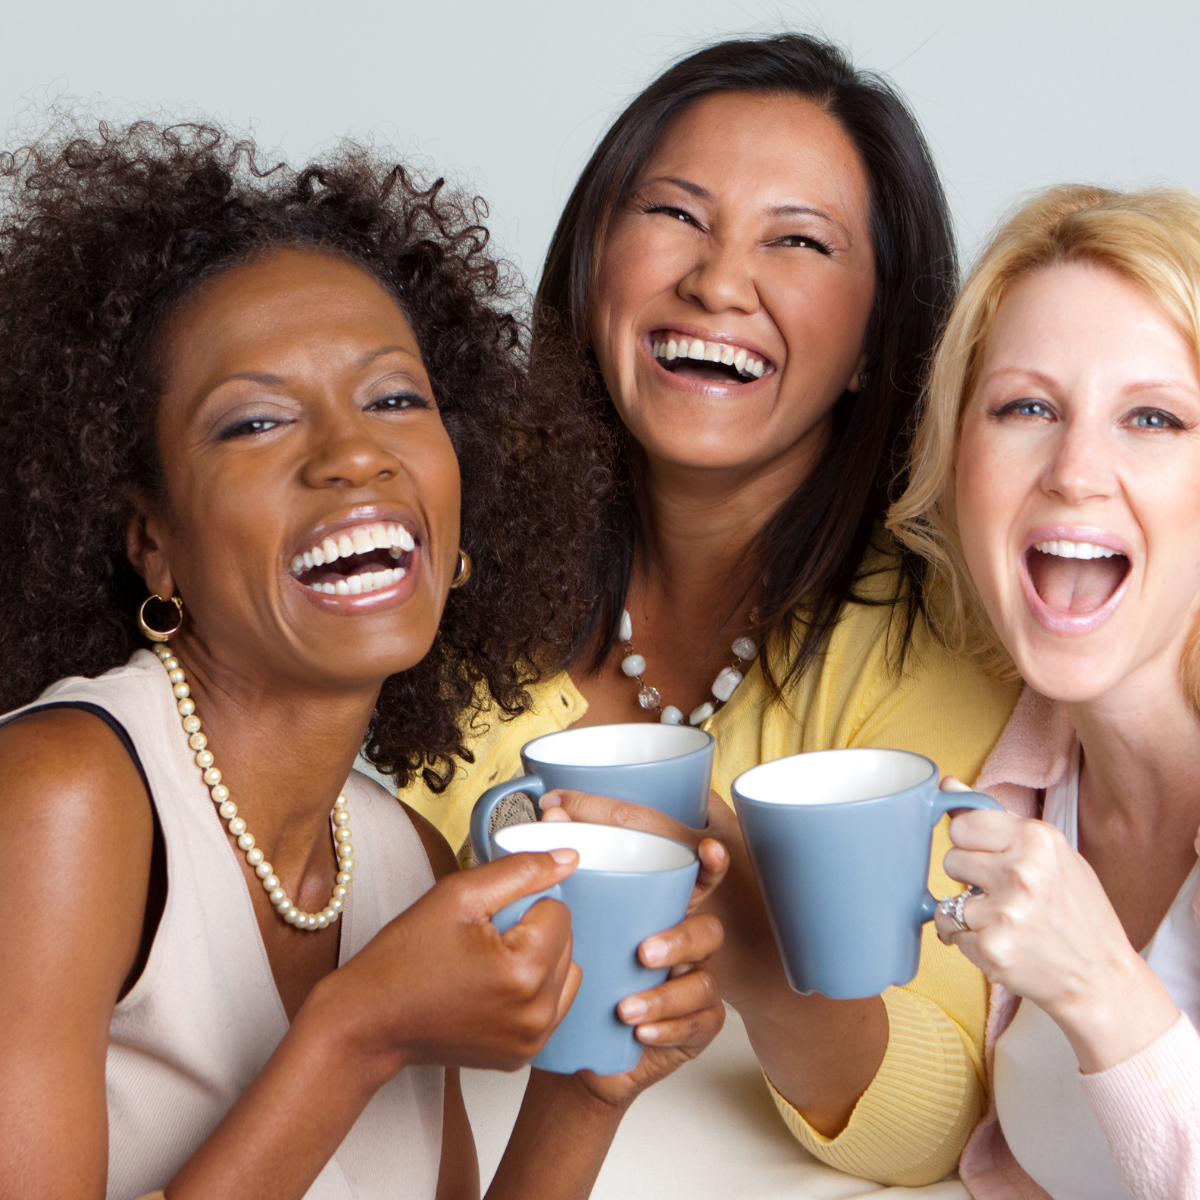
[138,594,184,642]
[450,550,473,589]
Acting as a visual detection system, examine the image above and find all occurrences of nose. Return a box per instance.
[1041,415,1117,506]
[302,412,403,491]
[678,237,760,316]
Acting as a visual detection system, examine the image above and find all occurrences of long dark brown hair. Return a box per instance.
[537,33,957,690]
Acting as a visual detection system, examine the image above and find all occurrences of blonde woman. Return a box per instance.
[889,185,1200,1199]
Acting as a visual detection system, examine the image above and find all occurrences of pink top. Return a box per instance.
[961,687,1200,1200]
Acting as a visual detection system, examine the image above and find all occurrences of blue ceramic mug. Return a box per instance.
[731,747,1003,1000]
[482,820,699,1075]
[469,723,714,863]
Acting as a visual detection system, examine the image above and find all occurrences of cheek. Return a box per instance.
[954,424,1023,597]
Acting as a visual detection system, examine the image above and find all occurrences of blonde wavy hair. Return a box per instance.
[887,184,1200,697]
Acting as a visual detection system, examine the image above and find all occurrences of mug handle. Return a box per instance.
[919,789,1004,921]
[491,883,565,934]
[469,774,546,864]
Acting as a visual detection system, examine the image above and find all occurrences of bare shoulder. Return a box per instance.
[400,799,459,881]
[0,706,154,992]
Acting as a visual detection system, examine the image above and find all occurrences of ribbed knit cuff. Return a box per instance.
[765,986,982,1187]
[1079,1014,1200,1200]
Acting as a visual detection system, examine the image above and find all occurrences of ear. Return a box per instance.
[845,349,870,394]
[125,490,177,601]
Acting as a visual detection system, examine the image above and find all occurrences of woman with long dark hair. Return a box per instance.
[406,33,1019,1186]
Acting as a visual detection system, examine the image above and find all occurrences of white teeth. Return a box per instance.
[291,523,417,579]
[304,566,407,595]
[334,579,350,596]
[652,334,768,379]
[347,575,363,594]
[1033,539,1119,560]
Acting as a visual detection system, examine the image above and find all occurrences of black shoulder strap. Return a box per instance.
[25,700,151,795]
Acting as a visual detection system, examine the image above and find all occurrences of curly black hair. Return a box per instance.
[0,119,610,789]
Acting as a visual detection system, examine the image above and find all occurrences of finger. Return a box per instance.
[703,791,741,837]
[691,837,729,908]
[943,846,1012,891]
[617,968,719,1025]
[947,808,1021,852]
[639,912,723,969]
[939,775,973,792]
[467,850,578,922]
[541,807,572,823]
[552,957,583,1028]
[544,788,697,844]
[635,995,726,1048]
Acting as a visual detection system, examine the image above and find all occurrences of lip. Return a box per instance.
[287,503,424,616]
[642,327,777,393]
[1018,524,1134,635]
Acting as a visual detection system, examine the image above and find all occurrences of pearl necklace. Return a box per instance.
[153,643,352,931]
[618,608,757,726]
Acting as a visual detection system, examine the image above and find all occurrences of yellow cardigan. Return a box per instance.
[403,550,1019,1186]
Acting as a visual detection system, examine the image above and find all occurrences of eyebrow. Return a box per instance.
[982,366,1200,398]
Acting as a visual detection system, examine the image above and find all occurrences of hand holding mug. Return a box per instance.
[333,850,581,1074]
[577,906,725,1107]
[935,777,1178,1072]
[542,787,779,1006]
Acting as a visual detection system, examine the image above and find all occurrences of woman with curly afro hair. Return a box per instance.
[0,119,727,1200]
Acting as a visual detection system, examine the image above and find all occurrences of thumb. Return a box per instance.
[460,849,579,921]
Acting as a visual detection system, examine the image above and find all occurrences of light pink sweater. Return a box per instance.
[961,687,1200,1200]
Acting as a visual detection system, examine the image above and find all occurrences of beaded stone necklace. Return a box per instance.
[618,608,758,726]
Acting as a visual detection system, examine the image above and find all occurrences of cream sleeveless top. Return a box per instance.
[7,651,443,1200]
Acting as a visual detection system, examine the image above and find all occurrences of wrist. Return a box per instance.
[1049,949,1180,1074]
[529,1067,634,1122]
[301,971,407,1097]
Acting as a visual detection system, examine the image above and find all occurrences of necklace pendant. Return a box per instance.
[637,684,662,710]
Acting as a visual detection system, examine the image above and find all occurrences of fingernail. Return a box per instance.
[637,1024,661,1042]
[619,996,648,1021]
[642,938,667,965]
[539,792,563,810]
[550,848,576,865]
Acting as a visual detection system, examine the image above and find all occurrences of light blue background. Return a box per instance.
[4,1,1196,283]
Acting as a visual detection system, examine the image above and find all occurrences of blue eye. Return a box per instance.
[1129,408,1181,430]
[992,398,1054,421]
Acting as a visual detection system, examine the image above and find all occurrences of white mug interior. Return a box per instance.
[493,821,696,873]
[736,747,934,806]
[523,722,709,768]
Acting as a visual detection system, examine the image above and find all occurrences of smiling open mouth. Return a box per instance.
[290,521,415,596]
[1025,539,1130,615]
[652,332,768,384]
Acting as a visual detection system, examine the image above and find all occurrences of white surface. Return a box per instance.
[494,821,696,872]
[737,748,934,805]
[462,1006,969,1198]
[4,1,1200,282]
[526,722,709,767]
